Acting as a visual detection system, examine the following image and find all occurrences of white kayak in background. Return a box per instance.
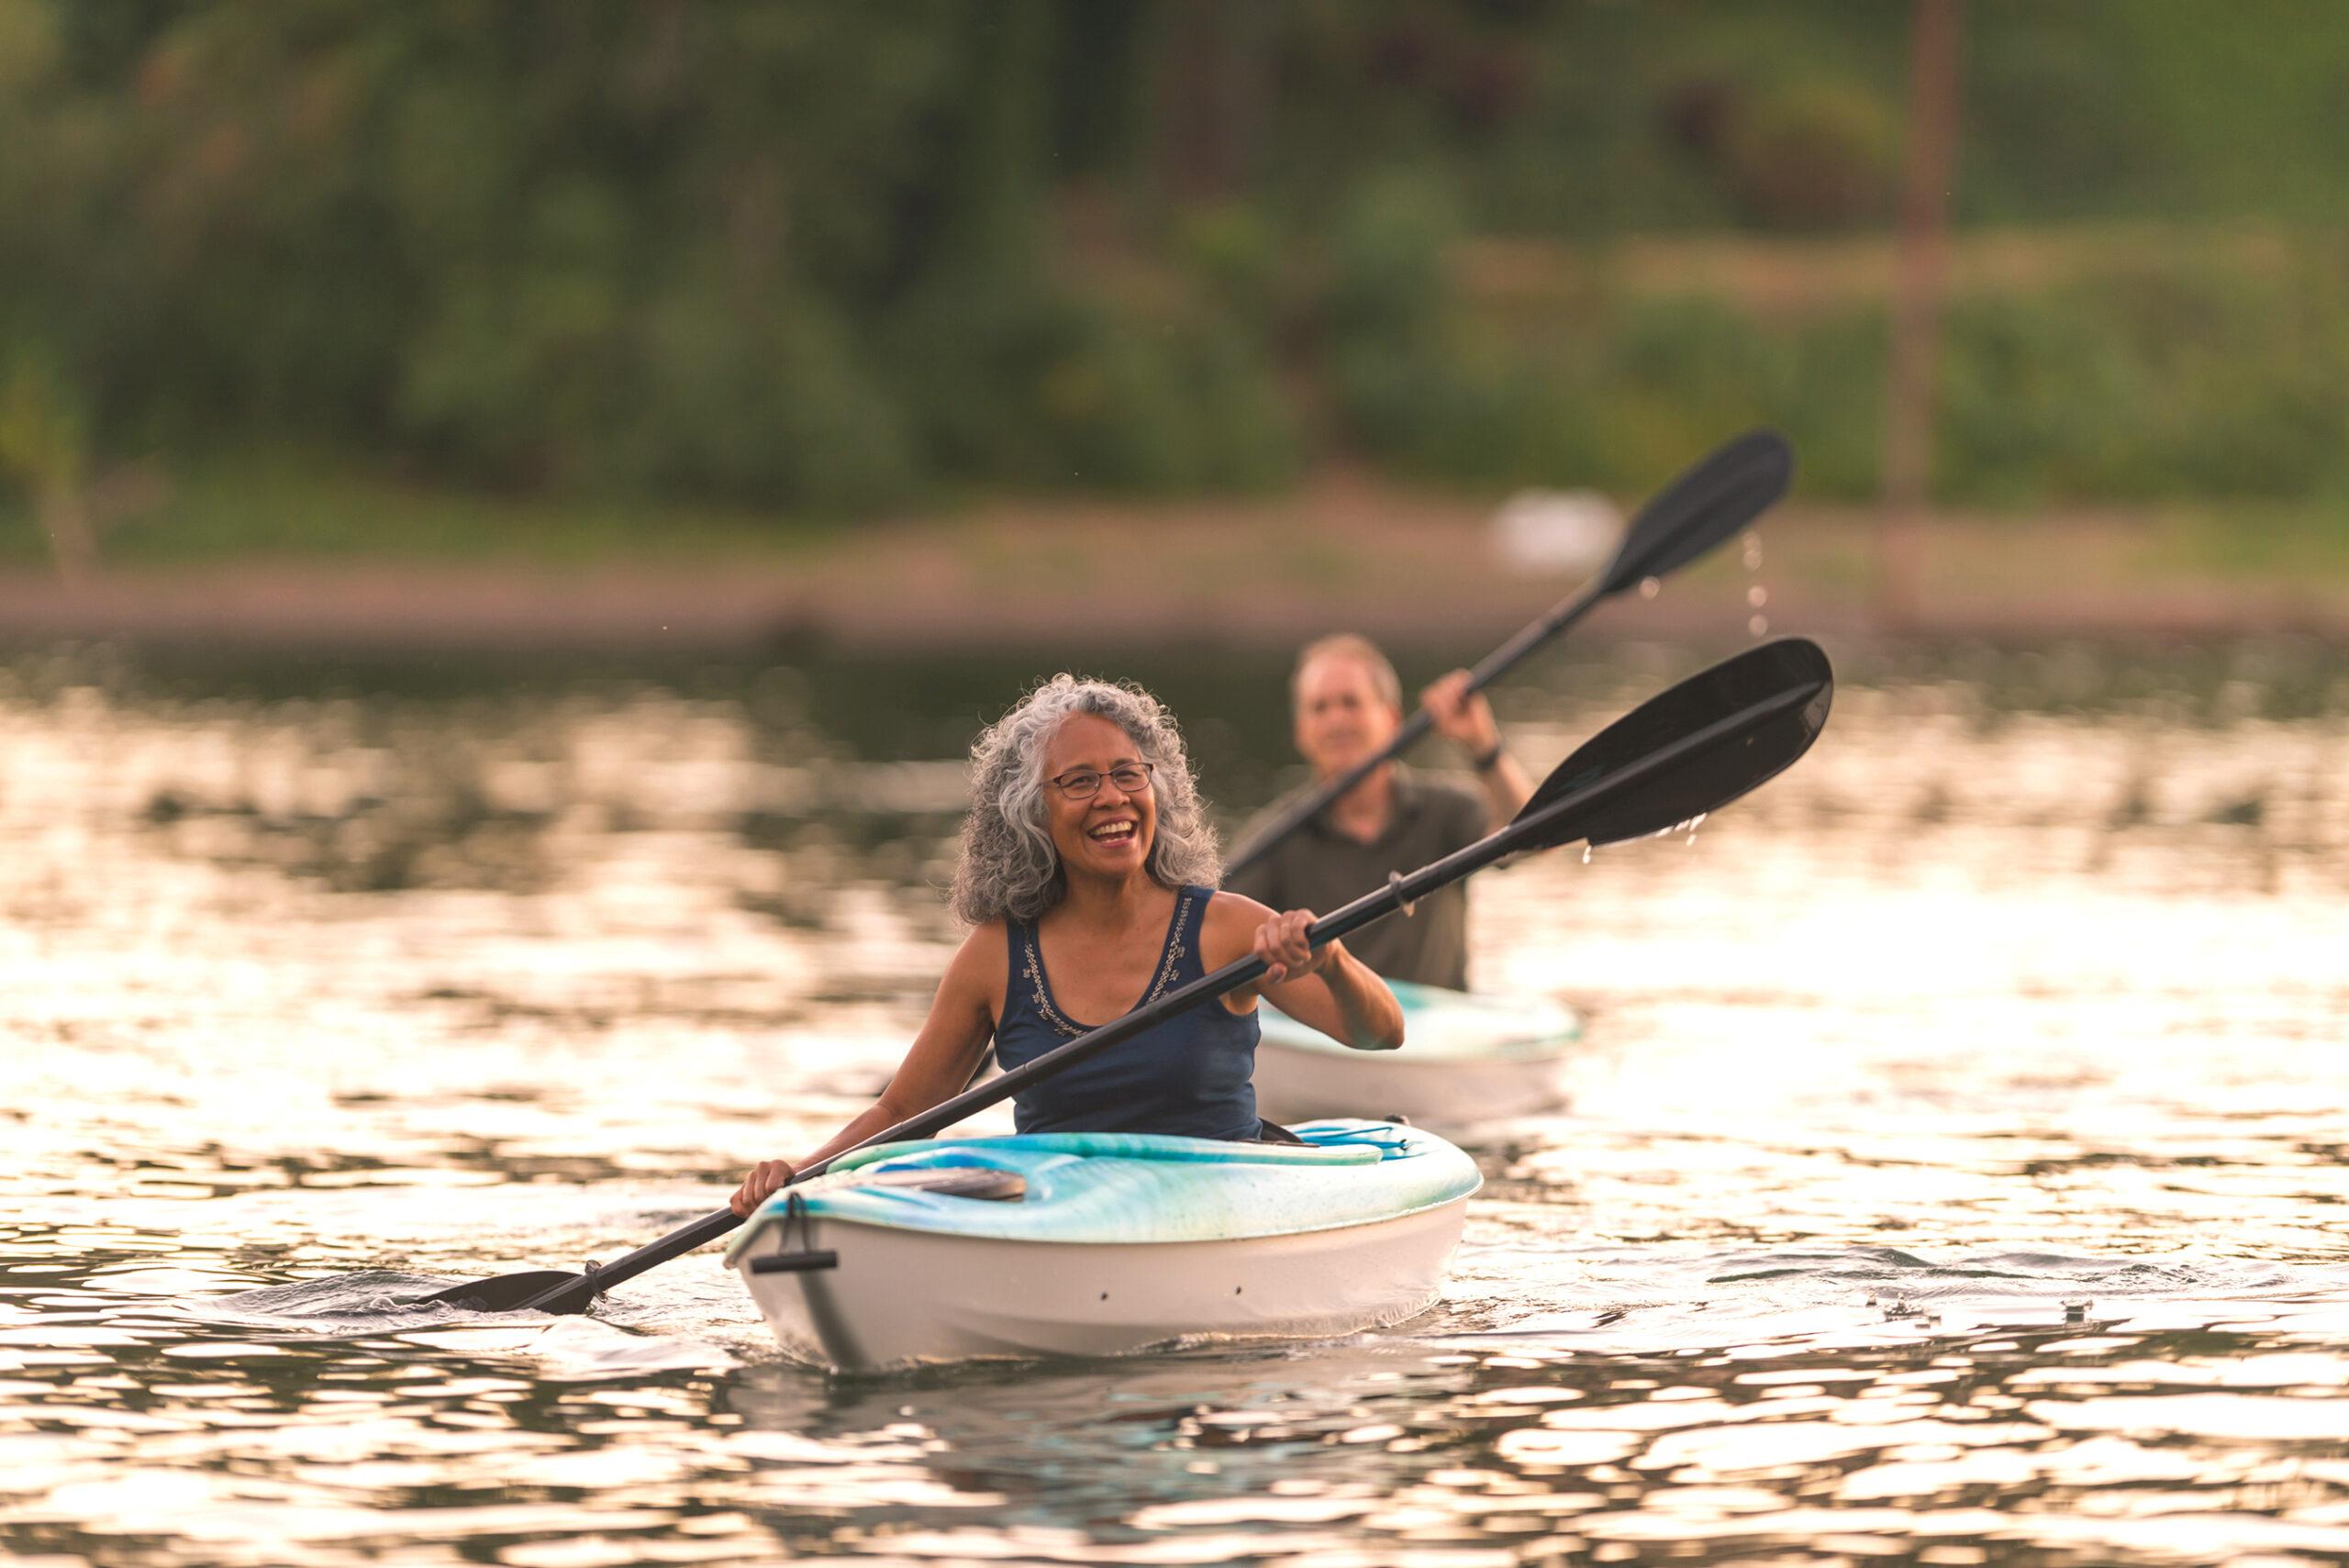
[726,1118,1479,1373]
[1251,981,1583,1127]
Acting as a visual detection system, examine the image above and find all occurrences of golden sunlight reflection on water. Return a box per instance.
[2,642,2347,1566]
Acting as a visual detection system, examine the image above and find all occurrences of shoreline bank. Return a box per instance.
[6,488,2343,653]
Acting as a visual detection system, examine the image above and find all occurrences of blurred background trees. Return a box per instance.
[1,0,2343,534]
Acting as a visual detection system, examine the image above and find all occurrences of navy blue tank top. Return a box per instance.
[996,885,1261,1140]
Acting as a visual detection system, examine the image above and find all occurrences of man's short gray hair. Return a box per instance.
[1292,632,1403,711]
[951,673,1223,926]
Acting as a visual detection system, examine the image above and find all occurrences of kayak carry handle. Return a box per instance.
[746,1190,841,1274]
[749,1249,840,1275]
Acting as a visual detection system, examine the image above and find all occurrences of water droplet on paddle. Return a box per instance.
[1742,532,1764,571]
[1639,577,1661,599]
[1747,585,1768,607]
[1749,614,1769,637]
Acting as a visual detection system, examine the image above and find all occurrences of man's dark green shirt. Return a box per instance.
[1224,768,1487,992]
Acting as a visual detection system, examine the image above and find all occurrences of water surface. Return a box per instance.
[5,639,2348,1566]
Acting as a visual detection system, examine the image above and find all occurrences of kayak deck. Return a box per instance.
[728,1118,1477,1250]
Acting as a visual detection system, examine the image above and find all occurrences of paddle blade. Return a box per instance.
[1600,428,1794,595]
[1512,638,1831,851]
[412,1269,593,1315]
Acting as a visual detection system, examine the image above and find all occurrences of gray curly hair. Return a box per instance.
[951,674,1223,926]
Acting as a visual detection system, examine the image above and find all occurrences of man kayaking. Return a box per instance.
[730,673,1404,1217]
[1226,634,1532,992]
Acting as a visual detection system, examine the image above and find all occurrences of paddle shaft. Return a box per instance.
[1224,576,1602,878]
[514,673,1814,1314]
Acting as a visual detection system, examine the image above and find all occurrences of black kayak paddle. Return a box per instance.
[1225,428,1794,879]
[417,637,1833,1317]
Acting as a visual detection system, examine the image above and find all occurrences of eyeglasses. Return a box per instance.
[1047,762,1155,800]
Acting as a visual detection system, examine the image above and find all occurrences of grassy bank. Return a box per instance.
[10,452,2349,584]
[5,463,2346,654]
[0,453,855,570]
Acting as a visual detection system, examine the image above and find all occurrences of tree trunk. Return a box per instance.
[42,485,98,585]
[1879,0,1964,628]
[1158,0,1269,202]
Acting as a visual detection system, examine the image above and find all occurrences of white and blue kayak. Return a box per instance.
[1252,981,1583,1126]
[727,1118,1480,1371]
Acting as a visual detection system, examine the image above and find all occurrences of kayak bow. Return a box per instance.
[727,1118,1480,1370]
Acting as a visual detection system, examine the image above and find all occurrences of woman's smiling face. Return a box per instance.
[1041,712,1156,881]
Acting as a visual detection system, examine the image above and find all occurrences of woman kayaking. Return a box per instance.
[730,673,1405,1216]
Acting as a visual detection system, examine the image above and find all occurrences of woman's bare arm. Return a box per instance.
[1204,892,1405,1052]
[731,924,1005,1214]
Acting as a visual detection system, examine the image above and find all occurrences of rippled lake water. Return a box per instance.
[5,637,2348,1566]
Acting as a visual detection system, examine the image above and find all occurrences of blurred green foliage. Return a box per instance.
[1341,239,2349,508]
[0,0,2344,532]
